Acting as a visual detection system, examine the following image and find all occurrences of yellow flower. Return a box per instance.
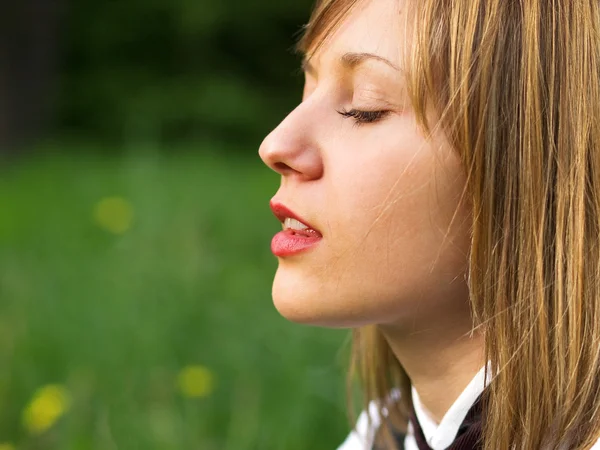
[93,197,134,234]
[177,365,215,398]
[22,384,71,434]
[0,443,16,450]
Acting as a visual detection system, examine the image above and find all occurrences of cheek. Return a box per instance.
[321,131,470,320]
[328,130,441,252]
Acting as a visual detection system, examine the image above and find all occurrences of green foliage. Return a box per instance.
[0,146,349,448]
[58,0,314,146]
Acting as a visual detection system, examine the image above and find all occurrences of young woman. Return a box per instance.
[259,0,600,448]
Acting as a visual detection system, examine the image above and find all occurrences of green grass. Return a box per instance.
[0,144,350,450]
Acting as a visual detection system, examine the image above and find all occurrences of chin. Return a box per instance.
[270,268,380,328]
[271,268,334,326]
[271,270,321,324]
[272,296,359,328]
[272,295,316,324]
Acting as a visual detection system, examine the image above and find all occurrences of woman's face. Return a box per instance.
[259,0,471,328]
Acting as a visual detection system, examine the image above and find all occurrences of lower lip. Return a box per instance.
[271,229,322,257]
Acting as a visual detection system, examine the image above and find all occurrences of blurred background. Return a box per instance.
[0,1,350,449]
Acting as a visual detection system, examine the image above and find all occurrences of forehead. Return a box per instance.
[308,0,408,69]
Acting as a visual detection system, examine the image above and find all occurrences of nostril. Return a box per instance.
[274,162,294,173]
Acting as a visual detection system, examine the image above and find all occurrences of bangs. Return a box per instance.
[296,0,361,59]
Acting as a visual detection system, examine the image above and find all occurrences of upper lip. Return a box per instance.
[269,200,321,234]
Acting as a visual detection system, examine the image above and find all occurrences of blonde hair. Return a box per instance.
[298,0,600,448]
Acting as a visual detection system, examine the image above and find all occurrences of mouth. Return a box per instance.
[269,200,323,257]
[269,201,322,237]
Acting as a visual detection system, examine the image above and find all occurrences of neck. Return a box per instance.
[379,315,485,423]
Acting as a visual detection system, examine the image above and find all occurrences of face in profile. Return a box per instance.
[259,0,471,329]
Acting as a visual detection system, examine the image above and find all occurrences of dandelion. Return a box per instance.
[93,196,134,234]
[177,365,215,398]
[22,384,71,434]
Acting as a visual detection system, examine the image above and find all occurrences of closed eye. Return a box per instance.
[337,108,390,125]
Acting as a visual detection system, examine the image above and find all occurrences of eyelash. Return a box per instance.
[337,108,390,125]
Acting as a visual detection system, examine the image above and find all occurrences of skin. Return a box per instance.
[259,0,484,421]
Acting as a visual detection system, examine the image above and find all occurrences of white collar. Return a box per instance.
[411,364,490,450]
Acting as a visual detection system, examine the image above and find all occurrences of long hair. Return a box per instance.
[298,0,600,449]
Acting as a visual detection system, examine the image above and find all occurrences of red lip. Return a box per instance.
[269,201,321,234]
[269,200,322,257]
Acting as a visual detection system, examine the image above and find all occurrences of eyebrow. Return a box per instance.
[301,51,401,75]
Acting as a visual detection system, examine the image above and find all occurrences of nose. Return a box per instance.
[258,101,324,180]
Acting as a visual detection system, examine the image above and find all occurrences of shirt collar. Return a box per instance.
[411,364,491,450]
